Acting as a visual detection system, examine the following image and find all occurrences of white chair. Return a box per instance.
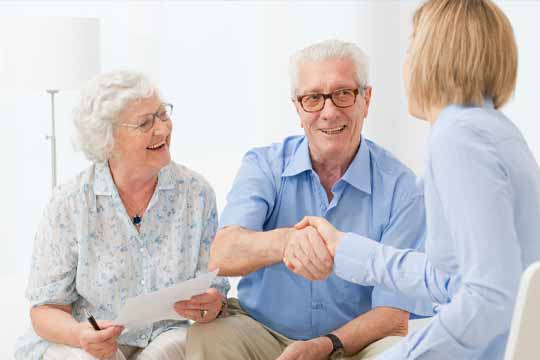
[504,261,540,360]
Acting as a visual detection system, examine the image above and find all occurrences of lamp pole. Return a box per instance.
[45,89,59,190]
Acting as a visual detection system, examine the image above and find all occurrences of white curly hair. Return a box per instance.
[73,70,159,162]
[289,39,370,96]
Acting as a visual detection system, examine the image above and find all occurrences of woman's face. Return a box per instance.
[112,95,172,174]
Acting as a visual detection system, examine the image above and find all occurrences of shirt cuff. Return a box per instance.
[334,232,381,286]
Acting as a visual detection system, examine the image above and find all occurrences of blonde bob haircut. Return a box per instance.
[409,0,517,110]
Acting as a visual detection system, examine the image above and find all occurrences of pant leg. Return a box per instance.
[129,328,187,360]
[43,343,127,360]
[186,298,285,360]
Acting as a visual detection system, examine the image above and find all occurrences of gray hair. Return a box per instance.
[73,70,159,162]
[289,39,370,95]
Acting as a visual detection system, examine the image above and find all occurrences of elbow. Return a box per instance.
[29,307,39,334]
[208,228,231,274]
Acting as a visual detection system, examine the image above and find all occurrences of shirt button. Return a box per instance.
[140,334,146,340]
[139,248,144,253]
[140,279,145,285]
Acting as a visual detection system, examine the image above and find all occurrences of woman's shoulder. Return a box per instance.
[43,164,97,218]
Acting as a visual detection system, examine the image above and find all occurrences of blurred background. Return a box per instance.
[0,1,538,357]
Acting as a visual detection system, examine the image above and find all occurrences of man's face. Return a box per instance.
[294,58,371,161]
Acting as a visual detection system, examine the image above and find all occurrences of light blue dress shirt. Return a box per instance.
[220,135,433,340]
[15,161,229,360]
[335,99,540,359]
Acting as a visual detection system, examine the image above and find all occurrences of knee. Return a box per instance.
[188,318,238,348]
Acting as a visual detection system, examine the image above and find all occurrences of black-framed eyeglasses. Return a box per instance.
[296,88,362,113]
[117,103,173,133]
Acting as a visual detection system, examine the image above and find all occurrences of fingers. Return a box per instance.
[189,288,220,303]
[296,231,328,279]
[305,228,334,274]
[284,227,333,280]
[88,326,123,344]
[79,325,121,360]
[174,304,216,323]
[294,216,310,230]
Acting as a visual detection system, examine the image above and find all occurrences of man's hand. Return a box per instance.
[295,216,345,257]
[77,320,124,359]
[282,226,334,280]
[277,337,333,360]
[174,288,224,323]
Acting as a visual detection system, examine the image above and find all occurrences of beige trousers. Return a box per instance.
[186,299,431,360]
[43,327,186,360]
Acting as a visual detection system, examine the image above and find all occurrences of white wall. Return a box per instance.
[0,1,539,357]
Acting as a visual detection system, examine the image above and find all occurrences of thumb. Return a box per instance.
[95,320,124,336]
[294,216,311,230]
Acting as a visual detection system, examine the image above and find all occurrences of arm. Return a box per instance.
[308,125,521,359]
[389,125,522,359]
[175,186,231,322]
[331,306,409,355]
[278,307,408,360]
[26,191,122,358]
[208,150,292,276]
[30,304,122,356]
[209,225,292,276]
[31,304,80,347]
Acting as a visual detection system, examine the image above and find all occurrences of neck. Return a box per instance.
[108,159,159,196]
[310,138,360,195]
[425,104,446,126]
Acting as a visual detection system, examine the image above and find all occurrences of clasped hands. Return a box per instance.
[283,216,345,281]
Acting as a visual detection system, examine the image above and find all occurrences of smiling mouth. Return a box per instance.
[147,140,166,150]
[320,125,346,135]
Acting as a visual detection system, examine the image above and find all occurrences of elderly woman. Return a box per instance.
[296,1,540,359]
[15,71,229,360]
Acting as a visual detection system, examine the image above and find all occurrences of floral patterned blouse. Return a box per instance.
[15,161,229,359]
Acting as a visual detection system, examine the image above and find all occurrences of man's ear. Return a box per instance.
[363,86,373,117]
[292,98,301,115]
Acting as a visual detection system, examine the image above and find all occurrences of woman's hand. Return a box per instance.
[295,216,345,257]
[76,320,124,359]
[174,288,224,323]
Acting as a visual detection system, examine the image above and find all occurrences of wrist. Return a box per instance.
[314,336,334,356]
[277,227,294,259]
[73,322,87,348]
[329,231,345,257]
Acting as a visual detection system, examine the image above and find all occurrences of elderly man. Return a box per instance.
[186,39,432,360]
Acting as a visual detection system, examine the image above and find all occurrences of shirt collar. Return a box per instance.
[282,136,372,195]
[341,138,372,194]
[282,137,313,177]
[93,161,176,196]
[432,97,495,136]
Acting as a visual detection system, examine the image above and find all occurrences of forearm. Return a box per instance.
[333,307,409,356]
[335,233,452,304]
[208,226,292,276]
[30,304,81,347]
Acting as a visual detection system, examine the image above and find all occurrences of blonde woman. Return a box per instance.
[295,1,540,359]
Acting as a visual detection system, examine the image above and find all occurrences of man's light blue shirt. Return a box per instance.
[335,99,540,359]
[220,135,433,340]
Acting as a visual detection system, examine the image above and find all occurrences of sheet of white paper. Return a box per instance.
[114,269,218,329]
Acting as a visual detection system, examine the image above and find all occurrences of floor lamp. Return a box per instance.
[0,17,100,190]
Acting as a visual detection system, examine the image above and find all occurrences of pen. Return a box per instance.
[83,308,102,331]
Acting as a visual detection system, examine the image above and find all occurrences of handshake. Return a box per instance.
[282,216,345,281]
